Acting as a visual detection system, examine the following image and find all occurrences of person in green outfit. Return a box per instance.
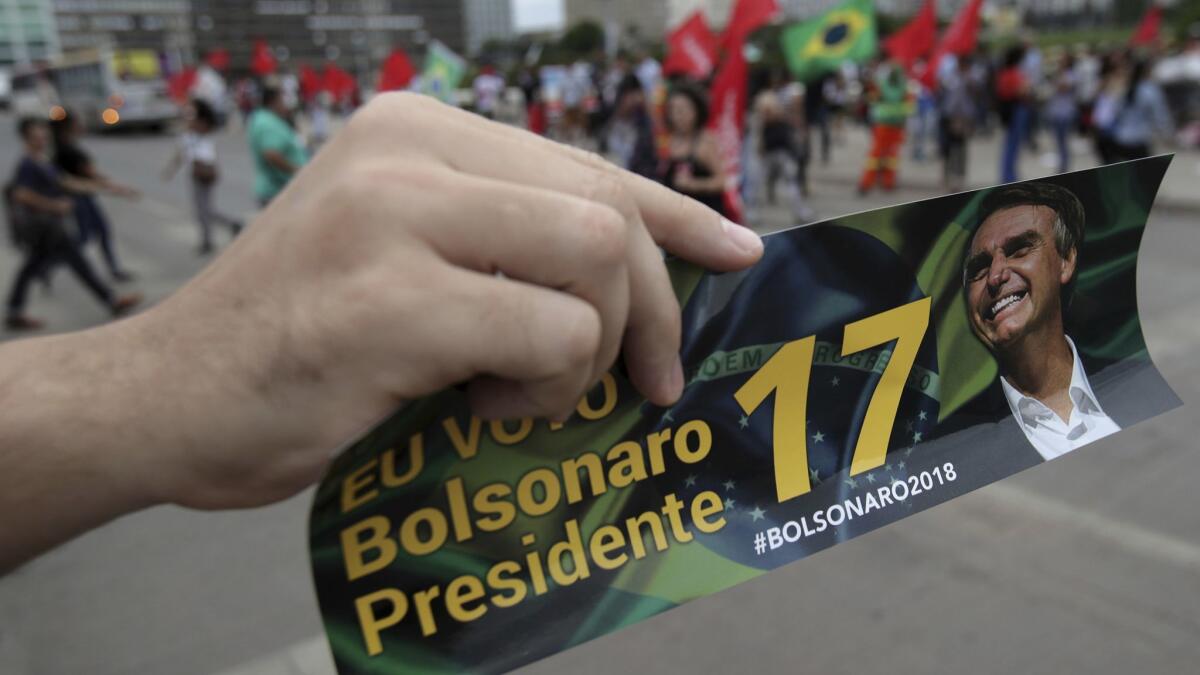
[247,87,308,206]
[858,61,913,195]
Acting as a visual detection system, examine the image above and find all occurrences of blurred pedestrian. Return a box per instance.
[996,46,1031,183]
[4,118,140,330]
[657,85,729,217]
[307,91,334,153]
[163,99,244,255]
[910,63,938,162]
[858,62,912,195]
[598,74,657,178]
[1046,53,1079,175]
[1108,59,1174,162]
[1020,39,1045,152]
[472,64,505,120]
[50,110,140,282]
[247,87,308,206]
[805,72,834,167]
[939,56,976,193]
[754,86,815,223]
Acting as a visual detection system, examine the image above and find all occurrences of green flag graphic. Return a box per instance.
[421,40,466,103]
[782,0,878,82]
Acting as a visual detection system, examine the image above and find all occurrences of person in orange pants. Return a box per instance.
[859,62,913,194]
[860,124,906,191]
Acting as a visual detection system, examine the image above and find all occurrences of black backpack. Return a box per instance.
[3,180,66,250]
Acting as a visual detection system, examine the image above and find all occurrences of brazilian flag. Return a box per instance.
[782,0,878,82]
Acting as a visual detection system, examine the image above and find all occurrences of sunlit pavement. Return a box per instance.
[1,112,1198,674]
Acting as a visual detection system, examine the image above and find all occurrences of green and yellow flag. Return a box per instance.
[421,40,467,103]
[782,0,878,82]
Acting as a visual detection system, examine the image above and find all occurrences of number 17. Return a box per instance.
[734,297,932,503]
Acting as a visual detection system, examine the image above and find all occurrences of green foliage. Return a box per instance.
[559,20,606,57]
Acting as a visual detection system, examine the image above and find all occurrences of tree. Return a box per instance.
[558,20,605,57]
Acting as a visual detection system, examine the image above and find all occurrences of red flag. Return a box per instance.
[377,48,415,92]
[921,0,984,87]
[707,47,749,223]
[167,67,197,103]
[883,0,937,67]
[299,64,321,102]
[663,11,718,80]
[938,0,984,55]
[251,40,277,76]
[1131,5,1163,46]
[720,0,779,52]
[204,48,230,71]
[322,62,356,102]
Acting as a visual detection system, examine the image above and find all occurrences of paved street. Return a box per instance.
[0,112,1197,675]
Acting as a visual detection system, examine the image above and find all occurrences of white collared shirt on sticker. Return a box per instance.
[1000,336,1121,461]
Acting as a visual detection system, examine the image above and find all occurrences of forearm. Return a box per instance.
[14,189,64,213]
[690,174,727,193]
[58,174,100,195]
[0,324,162,573]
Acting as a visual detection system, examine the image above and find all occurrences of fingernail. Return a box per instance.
[722,218,763,255]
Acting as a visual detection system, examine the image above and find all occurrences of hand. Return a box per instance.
[116,184,141,199]
[107,93,764,510]
[52,197,74,216]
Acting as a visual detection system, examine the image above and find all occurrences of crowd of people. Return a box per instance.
[3,32,1194,332]
[490,38,1188,221]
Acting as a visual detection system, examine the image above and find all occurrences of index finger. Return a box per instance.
[559,144,765,271]
[370,94,765,272]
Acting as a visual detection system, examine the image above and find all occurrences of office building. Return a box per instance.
[53,0,193,58]
[564,0,670,44]
[0,0,59,65]
[190,0,467,79]
[465,0,512,56]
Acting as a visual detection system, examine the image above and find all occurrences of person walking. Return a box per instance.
[1108,59,1174,162]
[4,118,141,330]
[656,85,730,218]
[996,46,1031,184]
[939,56,976,193]
[50,110,140,281]
[598,74,657,178]
[163,99,244,255]
[1046,53,1079,175]
[247,87,308,206]
[754,86,816,223]
[858,61,912,195]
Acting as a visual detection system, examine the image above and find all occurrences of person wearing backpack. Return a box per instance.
[4,118,141,331]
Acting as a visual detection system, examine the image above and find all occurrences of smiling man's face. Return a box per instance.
[964,205,1077,353]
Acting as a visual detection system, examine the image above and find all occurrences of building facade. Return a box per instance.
[53,0,193,59]
[190,0,467,80]
[0,0,59,65]
[564,0,670,46]
[464,0,512,56]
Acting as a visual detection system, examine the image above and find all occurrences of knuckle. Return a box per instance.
[558,302,603,371]
[349,92,436,140]
[578,202,629,265]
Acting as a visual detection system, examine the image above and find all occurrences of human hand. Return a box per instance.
[52,197,74,216]
[113,92,763,510]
